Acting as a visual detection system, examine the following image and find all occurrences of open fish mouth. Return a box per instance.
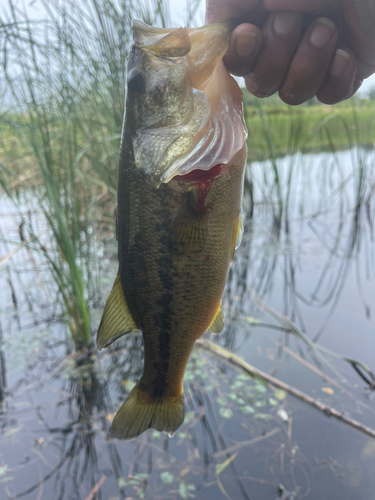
[130,21,248,187]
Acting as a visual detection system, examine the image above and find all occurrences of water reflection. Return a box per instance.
[0,340,308,499]
[225,150,375,363]
[1,149,375,499]
[2,339,375,500]
[0,314,5,403]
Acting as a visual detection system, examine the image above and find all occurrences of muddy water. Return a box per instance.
[0,149,375,499]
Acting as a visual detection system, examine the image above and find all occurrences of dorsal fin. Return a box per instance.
[97,273,138,350]
[207,304,224,334]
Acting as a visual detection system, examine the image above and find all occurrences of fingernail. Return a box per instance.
[273,11,299,36]
[235,32,258,58]
[282,89,295,103]
[246,77,267,98]
[245,74,258,92]
[353,78,363,94]
[310,17,336,48]
[330,49,351,77]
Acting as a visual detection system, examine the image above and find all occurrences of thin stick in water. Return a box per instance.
[197,339,375,439]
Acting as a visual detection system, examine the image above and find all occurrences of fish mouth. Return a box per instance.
[160,65,248,185]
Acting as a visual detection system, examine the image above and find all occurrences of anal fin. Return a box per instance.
[207,303,224,334]
[97,272,137,350]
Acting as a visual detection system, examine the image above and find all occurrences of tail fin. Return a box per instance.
[110,383,185,440]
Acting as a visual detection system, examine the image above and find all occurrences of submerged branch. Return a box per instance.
[84,475,106,500]
[212,428,280,460]
[271,340,374,412]
[197,339,375,440]
[248,286,375,385]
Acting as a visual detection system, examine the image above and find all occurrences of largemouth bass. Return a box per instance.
[97,20,248,439]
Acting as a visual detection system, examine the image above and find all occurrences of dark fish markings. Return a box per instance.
[151,252,174,398]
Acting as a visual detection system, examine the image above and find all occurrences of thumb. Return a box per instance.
[263,0,331,13]
[206,0,261,23]
[343,0,375,66]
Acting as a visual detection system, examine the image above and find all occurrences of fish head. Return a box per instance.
[125,20,247,187]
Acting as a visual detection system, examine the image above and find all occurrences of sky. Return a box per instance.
[170,0,206,25]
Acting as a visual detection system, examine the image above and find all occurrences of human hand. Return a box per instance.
[206,0,375,105]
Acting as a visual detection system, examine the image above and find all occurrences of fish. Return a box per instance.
[96,19,248,439]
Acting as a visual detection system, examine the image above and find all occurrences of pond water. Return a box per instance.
[1,149,375,500]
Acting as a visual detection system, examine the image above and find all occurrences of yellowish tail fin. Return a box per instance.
[110,384,185,440]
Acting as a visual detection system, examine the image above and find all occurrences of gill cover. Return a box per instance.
[127,20,248,186]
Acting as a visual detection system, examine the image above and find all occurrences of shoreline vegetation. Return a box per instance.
[244,94,375,160]
[1,96,374,180]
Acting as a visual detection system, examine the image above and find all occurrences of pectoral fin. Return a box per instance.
[207,304,224,334]
[170,201,207,253]
[97,273,137,350]
[230,213,243,263]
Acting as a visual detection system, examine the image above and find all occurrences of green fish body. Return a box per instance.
[97,20,248,439]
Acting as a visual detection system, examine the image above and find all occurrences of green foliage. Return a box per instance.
[185,352,287,426]
[160,472,174,484]
[219,407,233,419]
[245,99,375,160]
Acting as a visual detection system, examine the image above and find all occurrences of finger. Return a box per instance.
[352,77,363,96]
[244,11,301,97]
[206,0,261,23]
[223,24,263,76]
[279,17,339,105]
[356,59,375,81]
[316,49,356,104]
[342,77,363,101]
[263,0,332,13]
[342,0,375,66]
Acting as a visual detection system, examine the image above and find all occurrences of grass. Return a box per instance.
[245,99,375,160]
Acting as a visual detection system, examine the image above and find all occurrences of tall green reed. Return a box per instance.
[0,0,173,348]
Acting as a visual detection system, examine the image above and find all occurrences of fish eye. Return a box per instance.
[127,69,145,93]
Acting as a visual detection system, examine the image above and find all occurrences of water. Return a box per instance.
[1,149,375,499]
